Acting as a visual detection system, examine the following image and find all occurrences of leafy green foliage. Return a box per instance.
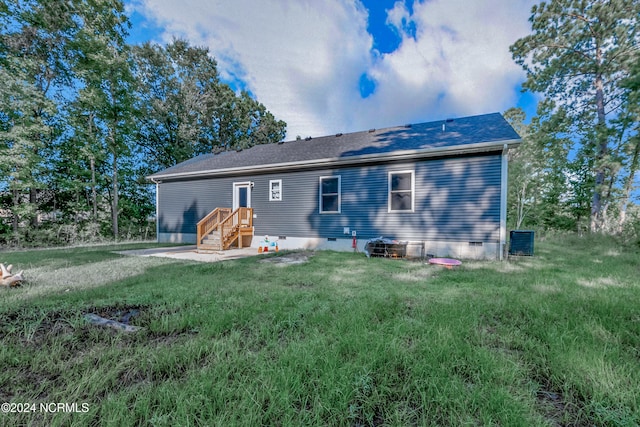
[133,39,286,173]
[0,1,286,246]
[0,0,60,233]
[511,0,640,233]
[506,105,582,230]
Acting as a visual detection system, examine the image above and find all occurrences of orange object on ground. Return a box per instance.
[428,258,462,269]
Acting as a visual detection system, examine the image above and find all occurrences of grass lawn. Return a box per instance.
[1,236,639,426]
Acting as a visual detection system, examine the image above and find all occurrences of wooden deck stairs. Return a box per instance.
[196,207,254,251]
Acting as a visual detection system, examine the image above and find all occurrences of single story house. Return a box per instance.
[147,112,521,259]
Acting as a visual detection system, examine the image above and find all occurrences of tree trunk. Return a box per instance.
[111,153,119,239]
[87,114,98,220]
[90,156,97,219]
[108,79,120,240]
[516,180,527,229]
[590,70,608,233]
[12,189,19,233]
[29,187,38,228]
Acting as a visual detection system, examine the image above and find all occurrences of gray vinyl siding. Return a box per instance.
[157,178,232,237]
[158,153,502,243]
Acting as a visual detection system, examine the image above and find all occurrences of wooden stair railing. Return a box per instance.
[196,207,231,249]
[196,207,253,250]
[218,207,253,250]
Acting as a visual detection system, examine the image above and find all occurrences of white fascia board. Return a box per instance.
[148,138,522,182]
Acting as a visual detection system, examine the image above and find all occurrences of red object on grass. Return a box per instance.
[428,258,462,269]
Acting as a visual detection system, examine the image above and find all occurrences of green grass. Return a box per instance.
[0,236,639,426]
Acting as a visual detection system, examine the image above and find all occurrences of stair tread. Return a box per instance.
[199,207,254,250]
[199,244,221,250]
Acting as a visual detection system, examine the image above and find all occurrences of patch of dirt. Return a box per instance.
[1,303,204,405]
[531,373,585,427]
[0,304,149,346]
[1,305,141,402]
[536,388,568,426]
[475,320,584,425]
[85,304,146,325]
[259,251,314,267]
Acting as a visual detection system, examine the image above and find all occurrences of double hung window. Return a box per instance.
[319,176,341,213]
[269,179,282,201]
[389,171,414,212]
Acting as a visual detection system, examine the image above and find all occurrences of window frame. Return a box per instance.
[319,175,341,214]
[388,170,415,213]
[269,179,282,201]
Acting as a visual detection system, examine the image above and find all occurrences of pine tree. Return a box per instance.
[511,0,640,232]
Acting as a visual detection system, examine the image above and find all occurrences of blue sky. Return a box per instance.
[126,0,539,140]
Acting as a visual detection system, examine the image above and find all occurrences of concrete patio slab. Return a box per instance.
[116,246,261,262]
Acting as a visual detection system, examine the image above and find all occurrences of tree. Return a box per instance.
[511,0,640,232]
[67,0,135,239]
[211,86,287,153]
[133,39,286,173]
[1,2,286,246]
[58,87,106,223]
[504,108,536,229]
[617,61,640,229]
[505,105,576,230]
[0,56,53,234]
[133,39,221,170]
[0,0,73,236]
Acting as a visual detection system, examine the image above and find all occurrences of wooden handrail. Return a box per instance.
[197,207,253,250]
[196,207,232,245]
[218,207,253,249]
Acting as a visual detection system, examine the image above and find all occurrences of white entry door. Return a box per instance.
[233,182,252,210]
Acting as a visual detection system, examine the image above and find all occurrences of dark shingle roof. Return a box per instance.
[148,112,520,180]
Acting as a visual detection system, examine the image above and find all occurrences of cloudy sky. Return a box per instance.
[126,0,538,140]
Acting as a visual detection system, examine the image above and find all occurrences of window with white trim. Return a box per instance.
[319,176,341,213]
[269,179,282,201]
[388,171,414,212]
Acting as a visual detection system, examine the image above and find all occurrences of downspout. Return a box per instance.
[499,144,508,260]
[150,178,160,243]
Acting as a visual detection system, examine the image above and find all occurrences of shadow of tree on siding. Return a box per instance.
[305,153,502,246]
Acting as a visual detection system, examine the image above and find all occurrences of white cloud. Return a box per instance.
[361,0,536,129]
[131,0,536,139]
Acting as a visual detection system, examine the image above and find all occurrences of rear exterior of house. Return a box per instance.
[148,113,521,259]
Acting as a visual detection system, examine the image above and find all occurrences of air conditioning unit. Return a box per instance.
[509,230,534,256]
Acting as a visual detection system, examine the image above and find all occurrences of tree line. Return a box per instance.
[1,0,639,248]
[0,0,286,246]
[506,0,639,239]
